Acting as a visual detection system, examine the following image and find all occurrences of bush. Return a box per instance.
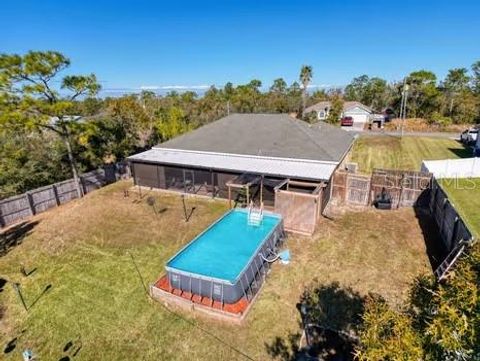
[356,242,480,360]
[303,111,318,123]
[428,112,453,127]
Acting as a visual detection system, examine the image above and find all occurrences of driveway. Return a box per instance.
[341,121,365,132]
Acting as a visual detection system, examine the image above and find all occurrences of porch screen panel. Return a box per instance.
[133,162,159,188]
[191,169,213,195]
[164,166,185,191]
[215,171,239,198]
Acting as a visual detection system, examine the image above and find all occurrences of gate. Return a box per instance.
[345,174,371,206]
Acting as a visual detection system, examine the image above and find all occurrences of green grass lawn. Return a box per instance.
[439,178,480,239]
[350,136,470,174]
[0,181,430,360]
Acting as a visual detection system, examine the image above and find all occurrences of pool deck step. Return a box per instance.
[153,275,250,317]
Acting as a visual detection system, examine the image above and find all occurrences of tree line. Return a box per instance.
[1,51,480,198]
[344,64,480,125]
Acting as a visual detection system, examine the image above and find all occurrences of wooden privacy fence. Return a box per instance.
[331,169,432,208]
[429,178,474,252]
[0,163,130,228]
[371,169,432,208]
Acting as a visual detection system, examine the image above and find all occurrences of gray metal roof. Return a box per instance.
[157,113,354,162]
[129,148,338,181]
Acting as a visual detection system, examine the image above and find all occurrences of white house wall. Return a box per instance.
[343,106,371,123]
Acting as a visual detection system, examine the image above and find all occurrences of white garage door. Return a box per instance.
[350,114,368,123]
[344,107,370,124]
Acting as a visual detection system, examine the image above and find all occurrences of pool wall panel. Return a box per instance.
[167,212,284,304]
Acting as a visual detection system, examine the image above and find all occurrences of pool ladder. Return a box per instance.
[248,201,264,226]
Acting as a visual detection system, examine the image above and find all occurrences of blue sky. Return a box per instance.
[2,0,480,94]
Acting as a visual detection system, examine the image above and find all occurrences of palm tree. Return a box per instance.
[300,65,313,118]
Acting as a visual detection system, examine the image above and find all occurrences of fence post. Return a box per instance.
[0,205,5,228]
[52,184,60,206]
[26,192,35,216]
[344,173,348,204]
[79,176,87,196]
[397,174,405,208]
[126,163,132,179]
[366,175,373,206]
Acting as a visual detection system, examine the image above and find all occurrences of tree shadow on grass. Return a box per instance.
[58,337,82,361]
[0,220,39,257]
[265,282,366,361]
[3,330,26,355]
[3,337,18,354]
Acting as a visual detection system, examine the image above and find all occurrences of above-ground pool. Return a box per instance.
[166,209,284,304]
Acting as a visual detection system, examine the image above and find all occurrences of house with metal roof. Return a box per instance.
[128,113,354,234]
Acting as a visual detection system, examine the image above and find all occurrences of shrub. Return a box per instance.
[428,112,453,127]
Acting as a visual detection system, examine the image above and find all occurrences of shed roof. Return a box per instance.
[157,113,354,162]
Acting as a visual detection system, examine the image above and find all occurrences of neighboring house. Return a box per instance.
[128,113,354,223]
[305,101,373,125]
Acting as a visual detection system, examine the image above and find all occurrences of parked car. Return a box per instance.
[460,128,478,145]
[340,116,354,126]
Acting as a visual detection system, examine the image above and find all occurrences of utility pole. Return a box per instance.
[400,82,409,137]
[399,81,404,121]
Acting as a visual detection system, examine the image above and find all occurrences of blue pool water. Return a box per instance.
[166,210,281,283]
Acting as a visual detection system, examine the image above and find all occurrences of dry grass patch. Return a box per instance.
[384,118,472,133]
[0,181,430,360]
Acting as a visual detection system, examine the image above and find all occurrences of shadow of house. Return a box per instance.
[0,221,39,257]
[266,282,365,361]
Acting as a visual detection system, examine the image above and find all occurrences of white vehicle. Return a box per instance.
[460,128,478,145]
